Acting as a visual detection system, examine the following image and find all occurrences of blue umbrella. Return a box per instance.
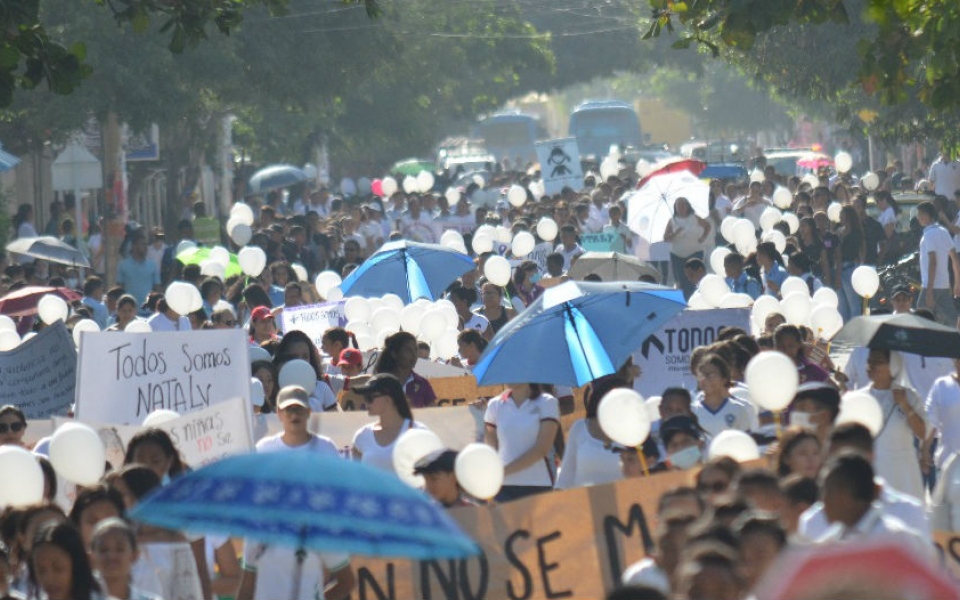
[248,164,309,195]
[129,451,478,560]
[473,281,686,387]
[340,240,475,302]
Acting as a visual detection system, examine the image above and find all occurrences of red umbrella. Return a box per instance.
[0,286,82,317]
[754,540,958,600]
[636,159,706,189]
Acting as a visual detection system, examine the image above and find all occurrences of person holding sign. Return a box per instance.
[256,386,338,456]
[351,374,430,474]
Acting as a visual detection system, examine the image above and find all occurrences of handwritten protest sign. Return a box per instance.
[0,323,76,418]
[348,468,693,600]
[529,242,555,272]
[631,308,751,398]
[581,232,617,252]
[281,300,345,349]
[536,138,584,196]
[75,330,249,424]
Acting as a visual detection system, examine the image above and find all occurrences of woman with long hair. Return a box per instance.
[835,205,865,321]
[374,331,436,408]
[797,217,830,283]
[555,377,627,490]
[754,242,788,298]
[350,373,431,474]
[29,522,103,600]
[122,428,187,484]
[663,197,711,299]
[505,260,543,309]
[90,518,161,600]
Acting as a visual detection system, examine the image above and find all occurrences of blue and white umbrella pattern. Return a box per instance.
[473,281,687,387]
[248,164,309,195]
[339,240,475,303]
[128,451,478,560]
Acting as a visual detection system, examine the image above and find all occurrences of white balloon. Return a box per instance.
[709,247,731,275]
[708,430,761,462]
[434,330,460,361]
[250,378,265,407]
[599,157,619,181]
[537,218,559,242]
[762,229,787,254]
[344,321,371,339]
[780,276,809,298]
[484,256,512,287]
[176,240,197,257]
[417,171,435,193]
[440,229,464,248]
[326,287,344,302]
[751,295,781,323]
[238,246,267,277]
[495,226,513,245]
[511,231,536,258]
[746,351,798,411]
[801,173,820,189]
[366,298,384,314]
[402,175,418,194]
[835,152,853,173]
[750,169,765,183]
[344,297,371,323]
[291,263,308,283]
[0,446,44,508]
[37,294,68,325]
[471,232,494,255]
[720,216,739,244]
[759,206,782,232]
[229,202,255,226]
[20,332,36,342]
[455,443,504,500]
[810,304,843,338]
[143,409,180,427]
[851,266,880,298]
[719,293,753,309]
[355,333,377,350]
[733,219,756,249]
[400,304,425,334]
[781,291,812,325]
[773,187,793,209]
[698,274,730,307]
[445,187,461,206]
[49,422,105,485]
[837,391,884,436]
[1,330,23,351]
[229,222,252,246]
[71,319,100,347]
[437,302,460,330]
[419,309,447,342]
[370,307,402,335]
[507,185,527,208]
[164,282,195,316]
[124,320,152,333]
[0,315,15,333]
[393,429,445,488]
[827,202,843,224]
[687,291,711,310]
[812,287,839,309]
[279,359,317,395]
[597,388,651,447]
[381,177,398,197]
[200,260,226,282]
[861,171,880,191]
[736,235,758,256]
[381,293,404,312]
[645,396,662,423]
[315,271,343,297]
[636,159,653,178]
[781,212,800,234]
[375,327,399,349]
[249,346,272,364]
[210,246,231,268]
[472,173,486,187]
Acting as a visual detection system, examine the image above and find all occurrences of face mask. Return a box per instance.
[791,411,815,430]
[669,445,702,470]
[529,272,541,284]
[161,472,171,486]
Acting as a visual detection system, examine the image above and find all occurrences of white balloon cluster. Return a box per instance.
[165,281,203,316]
[747,278,844,339]
[690,274,753,311]
[399,171,436,195]
[342,295,461,360]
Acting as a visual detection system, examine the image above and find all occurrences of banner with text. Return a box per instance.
[0,323,76,418]
[581,232,617,252]
[75,330,250,424]
[281,300,346,350]
[348,468,693,600]
[536,138,584,196]
[529,242,555,273]
[631,308,751,398]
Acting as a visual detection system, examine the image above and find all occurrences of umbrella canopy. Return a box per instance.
[473,281,686,387]
[626,171,710,244]
[248,164,309,195]
[128,451,478,560]
[567,252,661,283]
[175,247,243,279]
[5,236,90,267]
[830,313,960,358]
[0,286,82,317]
[390,158,435,177]
[340,240,475,303]
[636,159,705,189]
[796,152,833,169]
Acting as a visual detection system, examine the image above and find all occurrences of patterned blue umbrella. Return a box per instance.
[473,280,687,387]
[340,240,475,302]
[128,451,478,560]
[248,164,309,195]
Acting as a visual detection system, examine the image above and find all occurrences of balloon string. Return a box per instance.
[635,446,649,476]
[774,411,782,439]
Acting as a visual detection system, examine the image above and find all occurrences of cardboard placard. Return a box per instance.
[581,232,617,252]
[536,138,584,196]
[74,329,250,424]
[0,323,76,418]
[281,300,346,349]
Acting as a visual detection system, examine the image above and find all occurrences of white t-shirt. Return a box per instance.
[243,541,349,600]
[147,312,191,332]
[352,419,428,474]
[309,379,339,411]
[903,353,953,402]
[866,385,926,498]
[691,395,757,437]
[878,206,897,229]
[484,392,560,487]
[929,158,960,197]
[256,432,339,456]
[554,419,622,490]
[919,223,954,288]
[843,346,870,391]
[799,481,930,541]
[462,312,490,334]
[926,374,960,469]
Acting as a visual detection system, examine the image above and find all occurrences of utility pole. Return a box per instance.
[102,112,124,286]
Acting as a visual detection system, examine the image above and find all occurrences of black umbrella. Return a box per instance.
[831,313,960,358]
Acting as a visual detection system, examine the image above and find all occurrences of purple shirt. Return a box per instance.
[405,372,437,408]
[798,358,831,383]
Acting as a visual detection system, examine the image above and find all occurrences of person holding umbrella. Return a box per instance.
[662,197,711,299]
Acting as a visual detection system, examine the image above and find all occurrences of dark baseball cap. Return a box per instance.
[413,449,458,475]
[351,373,404,398]
[891,284,913,298]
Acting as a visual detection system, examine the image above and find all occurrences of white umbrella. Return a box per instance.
[6,236,90,267]
[626,171,710,244]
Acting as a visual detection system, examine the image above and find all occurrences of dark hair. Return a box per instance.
[456,329,487,353]
[116,294,138,311]
[822,451,876,504]
[68,485,125,528]
[109,464,162,504]
[91,517,138,553]
[606,586,668,600]
[82,276,104,297]
[657,486,705,517]
[586,376,629,420]
[781,475,818,506]
[716,326,748,341]
[321,327,357,350]
[199,277,224,299]
[29,522,101,600]
[241,284,272,310]
[274,330,324,380]
[375,331,418,376]
[737,469,782,500]
[684,257,705,272]
[661,386,692,407]
[773,323,805,358]
[828,422,873,455]
[697,353,732,386]
[123,428,187,477]
[696,456,741,490]
[734,513,787,549]
[777,428,821,476]
[755,241,783,266]
[251,360,279,413]
[732,334,760,358]
[0,405,25,424]
[367,372,414,421]
[917,200,938,221]
[36,456,57,501]
[723,252,744,269]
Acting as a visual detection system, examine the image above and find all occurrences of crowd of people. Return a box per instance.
[2,148,960,600]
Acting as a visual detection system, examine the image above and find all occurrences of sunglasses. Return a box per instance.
[697,480,728,494]
[0,421,25,434]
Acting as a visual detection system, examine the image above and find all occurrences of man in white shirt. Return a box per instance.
[916,201,960,325]
[255,386,340,455]
[928,148,960,197]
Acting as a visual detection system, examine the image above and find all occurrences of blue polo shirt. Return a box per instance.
[116,256,159,303]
